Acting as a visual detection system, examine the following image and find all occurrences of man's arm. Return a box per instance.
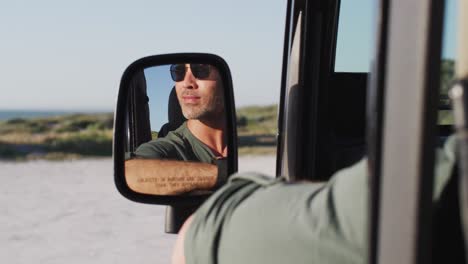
[125,159,218,195]
[174,137,458,264]
[176,162,369,264]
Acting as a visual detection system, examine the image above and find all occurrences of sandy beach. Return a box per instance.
[1,155,275,264]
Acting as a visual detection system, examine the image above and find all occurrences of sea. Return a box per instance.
[0,110,113,121]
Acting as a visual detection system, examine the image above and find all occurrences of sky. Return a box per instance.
[0,0,457,111]
[144,65,173,130]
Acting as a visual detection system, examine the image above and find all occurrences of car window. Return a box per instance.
[334,0,374,73]
[438,0,458,125]
[335,0,458,125]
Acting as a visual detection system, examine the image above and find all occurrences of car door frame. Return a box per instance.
[276,0,341,181]
[370,0,446,263]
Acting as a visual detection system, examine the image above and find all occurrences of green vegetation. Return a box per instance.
[151,131,159,140]
[440,59,455,105]
[438,59,455,125]
[238,146,276,156]
[0,113,113,160]
[236,105,277,155]
[236,104,277,136]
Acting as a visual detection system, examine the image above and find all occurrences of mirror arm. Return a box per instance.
[165,205,199,234]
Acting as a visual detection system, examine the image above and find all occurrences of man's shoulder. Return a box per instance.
[133,122,214,161]
[133,138,178,158]
[161,122,192,144]
[133,124,188,159]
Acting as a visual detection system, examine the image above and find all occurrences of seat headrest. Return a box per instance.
[168,86,186,125]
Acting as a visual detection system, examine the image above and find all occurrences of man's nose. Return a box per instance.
[182,68,197,89]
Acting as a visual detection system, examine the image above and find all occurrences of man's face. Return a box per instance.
[174,64,224,120]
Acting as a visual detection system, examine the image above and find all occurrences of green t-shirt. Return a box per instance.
[133,122,215,163]
[184,136,456,264]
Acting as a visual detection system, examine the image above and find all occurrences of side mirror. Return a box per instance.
[114,53,238,206]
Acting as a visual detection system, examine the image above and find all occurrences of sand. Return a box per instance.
[0,155,275,264]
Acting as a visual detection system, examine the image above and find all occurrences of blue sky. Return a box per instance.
[0,0,457,111]
[144,65,173,130]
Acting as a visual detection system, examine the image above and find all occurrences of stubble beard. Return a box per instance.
[181,95,224,121]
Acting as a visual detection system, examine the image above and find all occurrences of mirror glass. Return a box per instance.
[123,63,228,196]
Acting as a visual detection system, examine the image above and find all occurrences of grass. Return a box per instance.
[239,146,276,156]
[235,105,278,155]
[438,110,454,125]
[0,113,113,160]
[236,104,277,136]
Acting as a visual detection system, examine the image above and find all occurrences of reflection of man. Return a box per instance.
[125,64,227,195]
[135,63,226,162]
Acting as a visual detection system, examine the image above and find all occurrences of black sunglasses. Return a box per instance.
[170,64,211,82]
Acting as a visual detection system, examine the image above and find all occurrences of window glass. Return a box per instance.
[334,0,374,72]
[438,0,458,125]
[336,0,458,123]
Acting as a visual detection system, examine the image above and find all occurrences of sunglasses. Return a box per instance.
[170,64,212,82]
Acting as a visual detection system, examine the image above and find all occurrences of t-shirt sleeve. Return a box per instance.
[133,140,176,159]
[184,159,369,264]
[184,136,456,264]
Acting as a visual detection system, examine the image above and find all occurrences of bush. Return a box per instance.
[6,118,27,124]
[237,116,248,127]
[0,143,21,159]
[46,132,112,156]
[28,122,48,133]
